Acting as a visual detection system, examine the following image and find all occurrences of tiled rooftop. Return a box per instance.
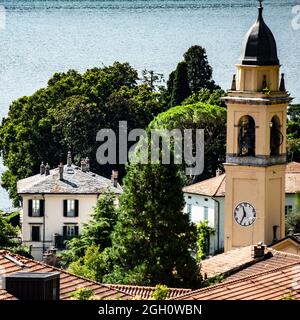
[183,162,300,196]
[174,262,300,300]
[0,250,131,300]
[200,246,300,280]
[107,284,192,300]
[17,164,122,195]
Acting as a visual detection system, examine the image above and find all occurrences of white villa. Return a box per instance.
[183,162,300,256]
[17,152,122,260]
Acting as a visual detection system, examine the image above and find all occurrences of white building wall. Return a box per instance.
[22,194,98,260]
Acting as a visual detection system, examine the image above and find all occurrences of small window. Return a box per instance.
[204,207,209,221]
[67,200,75,217]
[66,225,76,237]
[64,200,78,217]
[31,226,40,242]
[285,205,293,215]
[32,200,40,217]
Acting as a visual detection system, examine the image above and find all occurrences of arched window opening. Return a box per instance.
[238,116,256,157]
[270,116,283,156]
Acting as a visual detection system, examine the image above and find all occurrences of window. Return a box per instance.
[63,225,79,238]
[285,205,293,215]
[63,200,79,217]
[32,200,40,217]
[28,199,44,217]
[31,226,40,242]
[270,115,283,156]
[204,206,209,221]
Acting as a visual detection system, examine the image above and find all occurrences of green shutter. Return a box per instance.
[63,200,67,217]
[40,200,45,217]
[28,200,33,217]
[75,200,79,217]
[63,226,67,237]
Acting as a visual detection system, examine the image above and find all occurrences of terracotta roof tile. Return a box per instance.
[183,162,300,196]
[200,246,300,280]
[107,284,192,300]
[0,250,131,300]
[0,289,17,300]
[174,262,300,300]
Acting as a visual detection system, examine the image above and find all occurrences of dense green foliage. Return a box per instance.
[166,45,219,107]
[195,221,216,262]
[70,287,95,300]
[151,285,169,300]
[60,192,117,266]
[287,104,300,162]
[170,62,190,107]
[0,62,164,206]
[102,156,201,288]
[149,102,227,181]
[0,213,31,257]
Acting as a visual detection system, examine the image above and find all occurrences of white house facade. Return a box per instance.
[183,162,300,256]
[17,153,122,260]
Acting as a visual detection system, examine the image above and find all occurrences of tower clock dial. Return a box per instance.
[234,202,256,227]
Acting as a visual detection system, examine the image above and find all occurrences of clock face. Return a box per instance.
[234,202,256,227]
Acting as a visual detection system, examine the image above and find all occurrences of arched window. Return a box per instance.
[238,115,255,156]
[270,116,283,156]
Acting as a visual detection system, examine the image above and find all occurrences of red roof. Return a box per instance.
[183,162,300,196]
[0,250,131,300]
[200,246,300,280]
[174,262,300,300]
[107,284,192,300]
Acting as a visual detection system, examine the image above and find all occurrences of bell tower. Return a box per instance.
[223,2,292,251]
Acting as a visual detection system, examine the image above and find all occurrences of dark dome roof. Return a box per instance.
[239,4,279,66]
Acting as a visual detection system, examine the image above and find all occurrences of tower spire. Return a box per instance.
[258,0,263,20]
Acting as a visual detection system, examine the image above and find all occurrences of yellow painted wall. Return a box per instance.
[224,164,286,251]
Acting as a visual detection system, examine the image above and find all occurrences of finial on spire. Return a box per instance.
[258,0,263,8]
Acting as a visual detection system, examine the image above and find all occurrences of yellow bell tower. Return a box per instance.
[224,2,292,251]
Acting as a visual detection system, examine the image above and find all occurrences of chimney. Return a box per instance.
[288,227,295,236]
[45,163,50,176]
[111,170,118,188]
[40,162,45,175]
[216,168,222,177]
[231,74,236,91]
[81,159,87,172]
[85,157,90,172]
[58,162,64,180]
[67,151,72,167]
[251,242,266,259]
[43,249,58,267]
[5,272,60,300]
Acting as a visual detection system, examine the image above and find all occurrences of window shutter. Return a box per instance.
[75,200,79,217]
[75,226,79,236]
[63,226,67,237]
[40,200,45,217]
[28,200,33,217]
[63,200,67,217]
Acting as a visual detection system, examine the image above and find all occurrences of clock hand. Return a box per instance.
[240,206,247,224]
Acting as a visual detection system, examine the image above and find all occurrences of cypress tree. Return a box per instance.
[170,61,190,107]
[105,156,201,288]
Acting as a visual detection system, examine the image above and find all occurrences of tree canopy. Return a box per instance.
[0,62,165,206]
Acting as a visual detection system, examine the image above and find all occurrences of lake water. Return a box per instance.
[0,0,299,210]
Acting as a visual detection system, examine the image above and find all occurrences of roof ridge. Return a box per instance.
[108,284,191,291]
[0,250,132,298]
[267,248,300,258]
[173,260,300,300]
